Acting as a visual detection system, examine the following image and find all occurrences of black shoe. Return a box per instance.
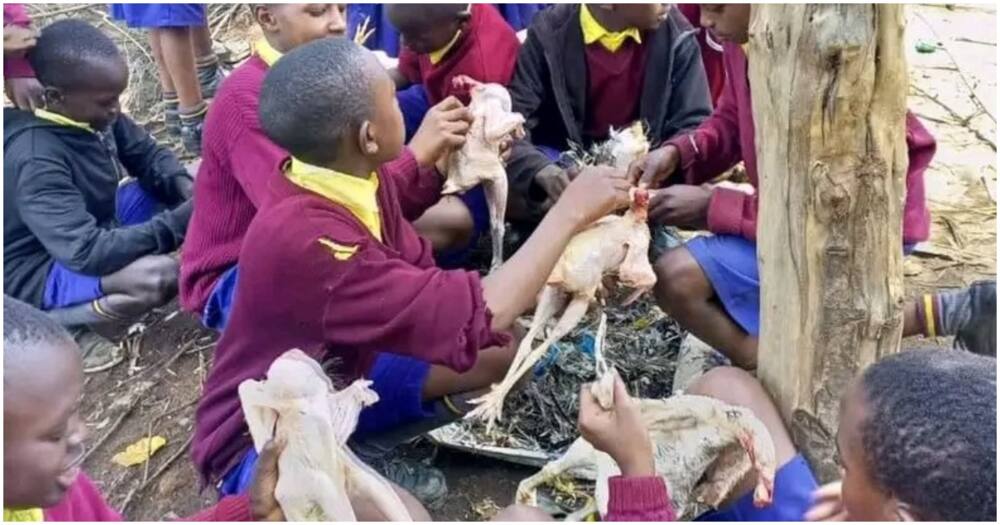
[180,119,203,157]
[953,280,996,357]
[70,327,123,373]
[351,441,448,509]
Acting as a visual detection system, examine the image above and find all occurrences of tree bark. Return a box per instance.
[748,4,909,482]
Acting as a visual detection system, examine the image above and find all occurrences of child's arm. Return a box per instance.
[4,4,43,110]
[388,96,473,219]
[180,439,284,522]
[629,46,744,190]
[14,148,191,276]
[113,115,193,205]
[578,373,677,522]
[313,168,629,373]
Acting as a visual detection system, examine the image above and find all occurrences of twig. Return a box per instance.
[912,10,996,124]
[95,11,154,64]
[141,419,153,485]
[121,339,194,386]
[911,84,997,151]
[119,435,194,515]
[32,4,93,20]
[82,394,141,464]
[159,397,199,420]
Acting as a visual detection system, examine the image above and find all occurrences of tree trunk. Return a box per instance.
[748,5,909,482]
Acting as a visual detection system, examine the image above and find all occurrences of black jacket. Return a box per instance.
[3,109,193,307]
[507,4,712,201]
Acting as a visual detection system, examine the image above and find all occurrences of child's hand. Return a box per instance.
[535,165,573,203]
[410,96,473,168]
[555,166,632,229]
[647,184,712,228]
[805,481,847,521]
[249,438,286,521]
[627,144,680,189]
[4,24,39,56]
[4,77,44,110]
[578,371,655,477]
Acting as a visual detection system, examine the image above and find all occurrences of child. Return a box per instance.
[2,296,434,521]
[507,4,712,223]
[630,4,995,367]
[109,4,222,155]
[3,3,43,109]
[807,349,995,521]
[180,4,479,332]
[3,20,193,372]
[192,37,631,507]
[179,3,348,332]
[386,4,520,137]
[385,3,521,267]
[674,4,725,106]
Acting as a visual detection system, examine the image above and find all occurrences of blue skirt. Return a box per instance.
[109,4,206,28]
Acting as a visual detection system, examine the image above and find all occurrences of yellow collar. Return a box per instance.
[428,29,463,65]
[4,508,43,522]
[580,4,642,53]
[286,158,382,241]
[34,108,94,133]
[254,37,283,67]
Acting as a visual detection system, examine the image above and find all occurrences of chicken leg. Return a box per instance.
[484,177,507,272]
[466,293,591,431]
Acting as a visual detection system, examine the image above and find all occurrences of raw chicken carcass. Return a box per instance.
[442,75,525,271]
[516,389,777,520]
[238,349,413,521]
[464,189,657,430]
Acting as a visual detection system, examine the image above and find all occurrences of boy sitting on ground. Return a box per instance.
[1,295,431,521]
[192,37,631,506]
[4,20,193,372]
[386,3,521,267]
[507,3,712,225]
[630,4,996,367]
[181,4,484,331]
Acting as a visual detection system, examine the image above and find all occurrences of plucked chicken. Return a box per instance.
[465,188,657,430]
[238,349,413,521]
[516,381,777,520]
[442,75,525,271]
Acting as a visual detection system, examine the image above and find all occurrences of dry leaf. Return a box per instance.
[112,436,166,467]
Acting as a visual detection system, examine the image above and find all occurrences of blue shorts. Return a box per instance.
[109,4,206,28]
[218,352,433,496]
[202,265,239,332]
[686,235,919,337]
[42,182,160,310]
[698,454,818,521]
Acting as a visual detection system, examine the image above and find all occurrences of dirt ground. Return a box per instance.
[22,4,994,521]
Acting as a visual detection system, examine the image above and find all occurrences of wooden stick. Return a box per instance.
[32,4,93,20]
[95,12,154,64]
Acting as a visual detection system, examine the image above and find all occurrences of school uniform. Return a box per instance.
[675,4,726,106]
[506,4,712,219]
[392,4,518,267]
[192,148,510,490]
[2,473,252,521]
[179,40,287,332]
[108,4,206,28]
[666,41,934,338]
[3,108,192,310]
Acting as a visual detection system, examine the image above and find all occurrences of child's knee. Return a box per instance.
[653,246,708,306]
[491,504,553,522]
[687,366,761,405]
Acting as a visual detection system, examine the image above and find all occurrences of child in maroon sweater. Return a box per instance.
[625,4,991,368]
[1,296,280,522]
[385,3,521,267]
[193,37,632,502]
[181,4,482,332]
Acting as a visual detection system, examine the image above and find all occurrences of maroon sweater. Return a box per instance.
[397,4,519,105]
[192,148,509,482]
[665,42,933,243]
[3,4,34,79]
[42,473,252,521]
[179,55,287,315]
[583,39,649,140]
